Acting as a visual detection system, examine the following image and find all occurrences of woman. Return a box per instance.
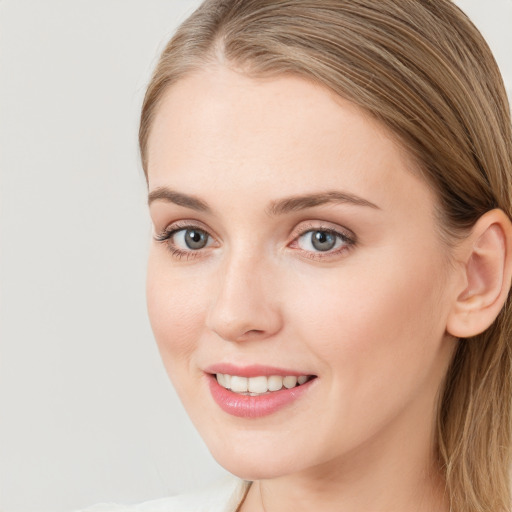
[139,1,512,511]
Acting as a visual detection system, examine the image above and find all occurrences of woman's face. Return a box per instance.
[146,65,459,480]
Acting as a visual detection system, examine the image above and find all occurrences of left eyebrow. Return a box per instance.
[267,191,380,216]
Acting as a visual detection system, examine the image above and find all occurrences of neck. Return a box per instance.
[242,463,447,512]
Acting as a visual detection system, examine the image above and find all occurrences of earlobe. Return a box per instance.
[447,209,512,338]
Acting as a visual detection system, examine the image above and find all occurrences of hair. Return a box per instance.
[139,1,512,510]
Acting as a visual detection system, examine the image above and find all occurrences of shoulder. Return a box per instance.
[79,476,250,512]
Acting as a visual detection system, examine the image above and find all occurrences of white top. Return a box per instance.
[79,477,250,512]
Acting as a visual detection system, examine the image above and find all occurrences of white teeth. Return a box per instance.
[217,373,226,387]
[230,376,248,393]
[268,375,283,392]
[283,376,297,389]
[216,374,311,394]
[248,376,268,394]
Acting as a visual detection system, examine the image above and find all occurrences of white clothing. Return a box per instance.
[80,477,250,512]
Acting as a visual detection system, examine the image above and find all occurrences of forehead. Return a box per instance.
[146,64,432,214]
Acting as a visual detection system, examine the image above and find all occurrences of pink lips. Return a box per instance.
[205,364,316,418]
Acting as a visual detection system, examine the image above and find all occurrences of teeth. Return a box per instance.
[248,376,268,394]
[215,374,312,394]
[283,376,297,389]
[268,375,283,392]
[230,376,248,393]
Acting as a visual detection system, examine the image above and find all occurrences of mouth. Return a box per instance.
[215,373,315,396]
[205,366,318,418]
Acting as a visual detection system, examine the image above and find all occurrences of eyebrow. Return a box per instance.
[147,187,211,212]
[147,187,379,214]
[267,191,380,216]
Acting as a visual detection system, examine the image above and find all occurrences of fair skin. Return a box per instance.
[145,64,510,512]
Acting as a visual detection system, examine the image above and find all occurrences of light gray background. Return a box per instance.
[0,1,510,511]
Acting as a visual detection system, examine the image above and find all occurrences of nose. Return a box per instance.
[205,252,283,343]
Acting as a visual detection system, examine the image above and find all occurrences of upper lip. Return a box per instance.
[204,363,316,378]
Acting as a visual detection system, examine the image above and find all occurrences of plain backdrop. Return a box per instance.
[0,1,511,511]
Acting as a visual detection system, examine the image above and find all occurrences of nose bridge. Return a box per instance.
[206,243,282,342]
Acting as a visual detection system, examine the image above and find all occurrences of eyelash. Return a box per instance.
[153,222,356,261]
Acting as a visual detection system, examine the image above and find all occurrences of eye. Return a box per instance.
[293,227,354,256]
[174,228,211,250]
[298,230,341,252]
[154,224,216,259]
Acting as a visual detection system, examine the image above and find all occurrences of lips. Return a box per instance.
[204,364,317,417]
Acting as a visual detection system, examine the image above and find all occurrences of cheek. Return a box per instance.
[146,252,207,374]
[286,249,450,393]
[276,253,453,456]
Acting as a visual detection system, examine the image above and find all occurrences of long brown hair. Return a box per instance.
[139,1,512,510]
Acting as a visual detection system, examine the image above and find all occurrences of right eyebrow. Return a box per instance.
[147,187,211,212]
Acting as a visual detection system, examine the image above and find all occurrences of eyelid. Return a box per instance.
[154,219,217,240]
[289,221,356,244]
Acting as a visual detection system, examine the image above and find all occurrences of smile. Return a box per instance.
[216,373,313,395]
[207,369,317,418]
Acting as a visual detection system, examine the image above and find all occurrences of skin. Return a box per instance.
[145,64,461,512]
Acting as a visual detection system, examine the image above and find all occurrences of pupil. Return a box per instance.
[312,231,335,251]
[185,229,207,249]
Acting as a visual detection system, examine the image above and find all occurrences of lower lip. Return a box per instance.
[207,374,316,418]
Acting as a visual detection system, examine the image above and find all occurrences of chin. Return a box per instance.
[213,452,293,481]
[202,429,312,481]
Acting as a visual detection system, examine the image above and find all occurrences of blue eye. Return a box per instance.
[173,228,211,250]
[297,230,347,252]
[154,225,215,258]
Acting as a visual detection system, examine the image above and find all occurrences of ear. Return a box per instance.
[447,209,512,338]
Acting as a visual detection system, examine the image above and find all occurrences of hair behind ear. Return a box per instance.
[438,305,512,512]
[438,211,512,512]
